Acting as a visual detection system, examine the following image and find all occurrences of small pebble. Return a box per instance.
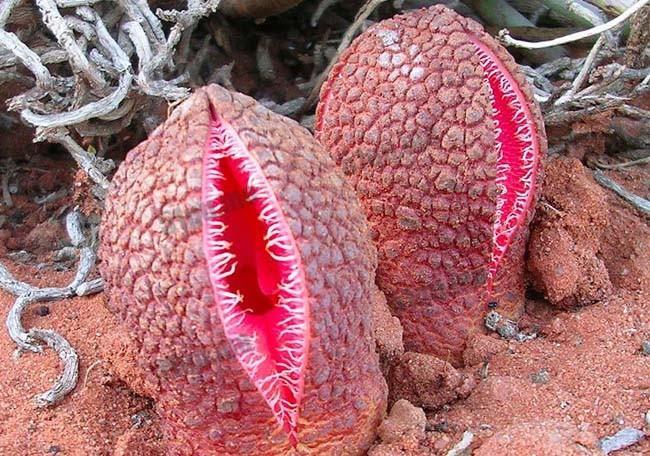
[131,410,150,428]
[35,305,50,317]
[641,341,650,356]
[432,420,449,432]
[531,368,550,384]
[484,311,522,340]
[47,445,61,454]
[599,427,645,454]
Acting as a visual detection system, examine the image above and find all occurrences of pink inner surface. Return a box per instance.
[471,38,541,292]
[201,111,310,445]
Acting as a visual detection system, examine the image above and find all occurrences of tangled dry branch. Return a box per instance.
[0,0,222,191]
[0,0,223,407]
[1,211,97,406]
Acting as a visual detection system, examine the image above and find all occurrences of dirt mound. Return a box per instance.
[527,157,612,308]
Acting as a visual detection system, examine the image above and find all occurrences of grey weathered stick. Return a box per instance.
[132,0,166,44]
[2,210,101,406]
[89,8,131,73]
[616,104,650,119]
[586,0,635,16]
[76,277,104,296]
[117,0,147,27]
[129,0,221,100]
[0,29,54,91]
[122,21,153,71]
[520,64,556,97]
[116,23,136,60]
[303,0,388,111]
[21,72,132,127]
[70,247,96,290]
[36,0,106,89]
[39,48,69,65]
[555,34,607,105]
[153,0,221,74]
[0,262,34,296]
[256,36,275,81]
[55,0,102,8]
[0,0,21,28]
[7,288,74,352]
[7,294,43,352]
[591,63,650,82]
[88,48,119,77]
[446,431,474,456]
[593,169,650,215]
[34,188,69,205]
[597,153,650,169]
[632,71,650,96]
[1,172,13,208]
[98,97,135,121]
[260,97,306,117]
[66,211,85,247]
[65,15,98,41]
[545,98,623,125]
[31,328,79,407]
[311,0,340,26]
[0,69,33,86]
[39,131,111,190]
[545,0,606,27]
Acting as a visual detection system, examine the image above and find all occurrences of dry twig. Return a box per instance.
[445,431,474,456]
[499,0,649,49]
[593,169,650,215]
[1,211,103,406]
[0,0,222,195]
[554,34,607,105]
[303,0,388,111]
[596,153,650,169]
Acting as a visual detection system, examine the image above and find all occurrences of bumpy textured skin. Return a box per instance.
[99,85,387,455]
[315,6,546,364]
[220,0,303,18]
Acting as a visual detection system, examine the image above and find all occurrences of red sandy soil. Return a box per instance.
[0,154,649,455]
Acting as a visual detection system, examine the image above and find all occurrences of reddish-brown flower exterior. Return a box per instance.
[99,85,387,455]
[316,6,546,364]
